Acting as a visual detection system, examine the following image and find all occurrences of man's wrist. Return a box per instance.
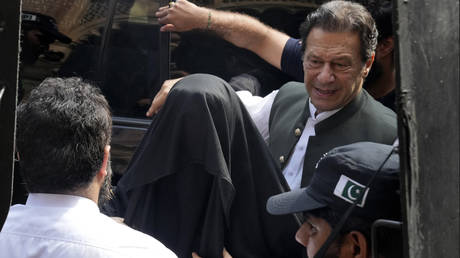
[197,7,211,30]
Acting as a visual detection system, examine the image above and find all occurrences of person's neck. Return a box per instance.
[71,182,100,204]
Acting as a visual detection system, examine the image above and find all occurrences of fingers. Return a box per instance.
[155,5,171,22]
[146,92,165,117]
[156,7,177,30]
[146,104,154,117]
[155,0,205,31]
[146,78,183,117]
[191,248,231,258]
[160,24,176,32]
[155,7,169,20]
[223,248,232,258]
[157,6,169,12]
[191,252,201,258]
[155,1,178,19]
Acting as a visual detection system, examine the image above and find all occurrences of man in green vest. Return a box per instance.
[233,0,397,189]
[106,1,397,257]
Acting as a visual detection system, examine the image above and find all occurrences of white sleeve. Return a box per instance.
[236,90,279,142]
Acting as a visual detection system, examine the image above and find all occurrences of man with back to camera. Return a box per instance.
[0,77,176,257]
[106,1,397,257]
[266,141,403,258]
[148,0,396,115]
[13,11,73,204]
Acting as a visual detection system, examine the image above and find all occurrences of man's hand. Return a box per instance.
[191,248,232,258]
[155,0,209,32]
[146,77,183,117]
[110,217,125,224]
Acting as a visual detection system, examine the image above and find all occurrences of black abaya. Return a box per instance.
[104,74,303,258]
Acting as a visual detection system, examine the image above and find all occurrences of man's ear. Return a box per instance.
[98,145,111,180]
[376,37,394,59]
[341,231,369,258]
[362,54,375,78]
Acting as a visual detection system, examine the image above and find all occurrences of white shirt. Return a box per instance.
[0,193,177,258]
[237,90,340,189]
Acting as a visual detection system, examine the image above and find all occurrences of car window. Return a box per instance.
[21,0,166,118]
[168,5,314,94]
[18,0,316,181]
[20,0,315,115]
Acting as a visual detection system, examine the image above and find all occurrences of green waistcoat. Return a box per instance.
[268,82,397,187]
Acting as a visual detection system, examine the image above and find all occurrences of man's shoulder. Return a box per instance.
[352,91,397,140]
[112,229,177,257]
[361,90,397,123]
[1,205,176,258]
[99,214,177,257]
[268,81,308,129]
[0,203,37,232]
[277,81,307,99]
[271,82,308,111]
[279,81,306,90]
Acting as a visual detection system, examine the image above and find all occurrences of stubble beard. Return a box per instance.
[363,60,383,90]
[98,159,113,207]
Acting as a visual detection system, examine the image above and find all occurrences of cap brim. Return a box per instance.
[43,29,72,44]
[22,17,72,44]
[266,187,327,215]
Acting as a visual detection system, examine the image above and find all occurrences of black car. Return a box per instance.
[14,0,316,201]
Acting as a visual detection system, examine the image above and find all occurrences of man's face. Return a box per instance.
[21,29,54,65]
[295,215,343,258]
[303,28,373,113]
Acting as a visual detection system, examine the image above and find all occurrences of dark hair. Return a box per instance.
[299,0,378,63]
[308,207,402,258]
[366,0,393,42]
[16,77,112,194]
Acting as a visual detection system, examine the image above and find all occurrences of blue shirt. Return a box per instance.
[281,38,304,82]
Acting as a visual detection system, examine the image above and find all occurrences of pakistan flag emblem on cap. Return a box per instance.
[333,175,369,207]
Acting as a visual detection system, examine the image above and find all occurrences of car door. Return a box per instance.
[17,0,313,195]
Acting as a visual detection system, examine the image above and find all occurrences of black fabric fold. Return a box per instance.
[105,74,303,258]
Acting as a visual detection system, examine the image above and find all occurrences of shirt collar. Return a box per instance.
[26,193,100,212]
[308,98,342,121]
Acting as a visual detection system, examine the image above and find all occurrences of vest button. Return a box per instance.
[294,128,301,136]
[279,156,285,163]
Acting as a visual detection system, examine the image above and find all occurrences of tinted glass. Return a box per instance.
[21,0,165,118]
[97,0,164,117]
[169,4,312,95]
